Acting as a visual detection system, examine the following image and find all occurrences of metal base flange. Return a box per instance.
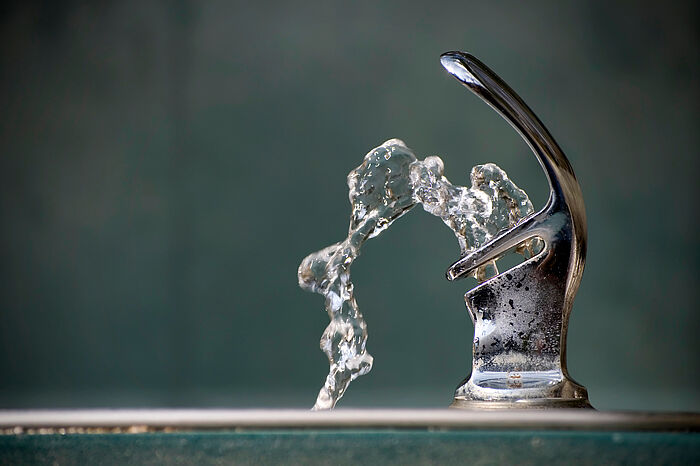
[450,397,594,410]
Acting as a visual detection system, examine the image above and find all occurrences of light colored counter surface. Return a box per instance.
[0,409,698,432]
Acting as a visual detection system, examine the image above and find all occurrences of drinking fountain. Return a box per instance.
[1,51,698,465]
[298,51,591,411]
[441,51,591,409]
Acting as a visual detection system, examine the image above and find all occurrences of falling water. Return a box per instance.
[298,139,536,410]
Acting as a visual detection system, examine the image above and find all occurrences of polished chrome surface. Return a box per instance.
[440,52,589,408]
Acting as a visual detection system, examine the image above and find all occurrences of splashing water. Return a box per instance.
[298,139,536,410]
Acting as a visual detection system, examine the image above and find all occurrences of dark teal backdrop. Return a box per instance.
[0,1,698,410]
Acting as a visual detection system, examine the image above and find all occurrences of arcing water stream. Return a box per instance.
[298,139,535,410]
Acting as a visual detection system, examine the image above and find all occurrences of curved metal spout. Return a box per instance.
[441,51,586,287]
[440,51,590,408]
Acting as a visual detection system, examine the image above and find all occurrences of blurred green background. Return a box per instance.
[0,1,698,411]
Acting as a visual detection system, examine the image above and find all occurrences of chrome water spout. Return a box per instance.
[441,52,591,409]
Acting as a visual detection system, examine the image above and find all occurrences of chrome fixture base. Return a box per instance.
[450,399,593,410]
